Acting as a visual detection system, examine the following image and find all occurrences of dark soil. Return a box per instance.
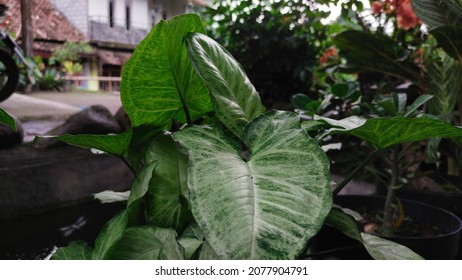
[356,207,441,238]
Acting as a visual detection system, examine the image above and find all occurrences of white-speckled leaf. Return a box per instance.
[174,110,332,259]
[184,32,265,139]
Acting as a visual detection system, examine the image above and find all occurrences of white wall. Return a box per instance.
[132,0,149,29]
[88,0,148,29]
[88,0,109,21]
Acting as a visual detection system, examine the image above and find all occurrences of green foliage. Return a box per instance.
[325,207,423,260]
[332,30,423,84]
[202,0,331,106]
[49,42,93,64]
[412,0,462,61]
[37,68,64,91]
[315,115,462,150]
[0,108,16,131]
[174,110,331,259]
[120,14,211,128]
[51,241,92,260]
[55,13,462,260]
[184,32,265,138]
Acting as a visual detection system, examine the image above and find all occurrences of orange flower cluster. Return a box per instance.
[319,46,338,65]
[372,0,421,30]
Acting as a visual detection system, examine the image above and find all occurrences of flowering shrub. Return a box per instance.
[372,0,421,30]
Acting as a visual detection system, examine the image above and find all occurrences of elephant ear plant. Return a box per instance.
[50,14,462,260]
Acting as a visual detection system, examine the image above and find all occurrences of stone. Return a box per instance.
[34,105,122,148]
[114,106,131,131]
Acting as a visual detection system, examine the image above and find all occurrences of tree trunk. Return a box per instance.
[20,0,33,93]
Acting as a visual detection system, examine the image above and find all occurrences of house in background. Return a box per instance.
[5,0,207,92]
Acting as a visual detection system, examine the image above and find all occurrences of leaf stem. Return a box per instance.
[332,149,381,196]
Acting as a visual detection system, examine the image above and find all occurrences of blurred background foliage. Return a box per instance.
[199,0,462,188]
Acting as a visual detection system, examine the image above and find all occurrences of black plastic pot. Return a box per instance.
[333,195,462,260]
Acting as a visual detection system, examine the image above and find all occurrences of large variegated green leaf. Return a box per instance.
[325,207,423,260]
[107,226,184,260]
[0,108,15,131]
[174,110,331,260]
[121,14,211,128]
[144,134,190,232]
[315,115,462,150]
[51,241,92,260]
[184,32,265,139]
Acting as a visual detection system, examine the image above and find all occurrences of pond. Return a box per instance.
[0,201,124,260]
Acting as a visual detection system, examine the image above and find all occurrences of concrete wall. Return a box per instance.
[0,146,133,220]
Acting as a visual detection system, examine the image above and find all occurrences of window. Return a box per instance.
[125,4,130,30]
[109,0,114,28]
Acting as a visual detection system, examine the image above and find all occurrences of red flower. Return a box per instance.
[372,1,383,15]
[319,47,338,65]
[396,0,420,30]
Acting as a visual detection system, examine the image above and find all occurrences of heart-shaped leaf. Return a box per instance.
[184,32,265,139]
[174,110,331,259]
[121,14,212,128]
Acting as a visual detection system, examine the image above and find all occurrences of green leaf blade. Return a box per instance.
[107,226,184,260]
[184,32,265,139]
[325,207,423,260]
[92,210,129,260]
[145,134,190,232]
[332,30,423,84]
[120,14,211,128]
[0,108,16,131]
[174,110,331,259]
[316,116,462,150]
[52,241,92,260]
[57,130,133,157]
[361,233,424,260]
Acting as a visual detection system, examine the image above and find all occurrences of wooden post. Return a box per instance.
[20,0,33,93]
